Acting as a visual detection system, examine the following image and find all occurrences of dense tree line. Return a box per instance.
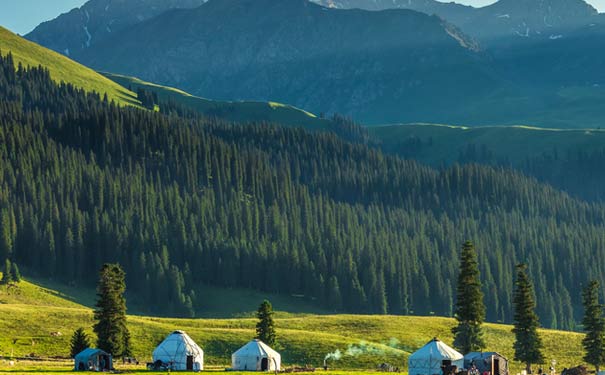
[457,143,605,202]
[384,139,605,202]
[3,52,605,327]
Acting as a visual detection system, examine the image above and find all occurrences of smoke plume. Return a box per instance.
[325,338,405,363]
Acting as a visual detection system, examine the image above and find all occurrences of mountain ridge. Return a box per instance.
[0,26,139,106]
[314,0,600,42]
[71,0,502,124]
[26,0,206,57]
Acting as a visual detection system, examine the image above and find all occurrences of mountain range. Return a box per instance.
[72,0,504,124]
[28,0,604,51]
[22,0,605,127]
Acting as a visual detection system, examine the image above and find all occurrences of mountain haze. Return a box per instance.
[71,0,502,124]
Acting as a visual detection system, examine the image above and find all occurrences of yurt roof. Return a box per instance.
[75,348,109,359]
[233,339,280,358]
[153,330,203,356]
[409,338,463,361]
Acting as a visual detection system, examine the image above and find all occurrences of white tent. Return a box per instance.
[152,330,204,371]
[231,339,281,371]
[408,338,464,375]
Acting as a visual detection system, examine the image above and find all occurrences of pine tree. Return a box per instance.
[1,259,12,285]
[452,241,486,354]
[512,264,545,373]
[326,276,343,311]
[256,300,277,346]
[122,329,132,358]
[10,262,21,283]
[93,263,130,357]
[582,280,605,372]
[70,328,91,358]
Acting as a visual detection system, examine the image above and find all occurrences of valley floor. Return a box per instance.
[0,281,585,374]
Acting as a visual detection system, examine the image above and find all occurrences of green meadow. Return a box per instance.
[0,279,585,374]
[102,72,331,129]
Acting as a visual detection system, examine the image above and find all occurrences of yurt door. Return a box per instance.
[187,355,194,370]
[261,358,269,371]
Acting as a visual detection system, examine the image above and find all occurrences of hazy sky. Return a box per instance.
[0,0,604,35]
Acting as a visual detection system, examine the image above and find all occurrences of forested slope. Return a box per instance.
[1,52,604,329]
[374,124,605,202]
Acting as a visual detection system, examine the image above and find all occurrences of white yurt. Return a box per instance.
[231,339,281,371]
[408,338,464,375]
[152,330,204,371]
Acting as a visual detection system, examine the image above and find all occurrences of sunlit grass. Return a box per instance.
[0,27,140,107]
[103,73,328,128]
[0,278,585,373]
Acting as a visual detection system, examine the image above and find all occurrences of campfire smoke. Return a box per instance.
[323,339,405,368]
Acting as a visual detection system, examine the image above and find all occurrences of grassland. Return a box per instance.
[371,123,605,165]
[102,72,332,129]
[0,278,585,374]
[0,27,140,107]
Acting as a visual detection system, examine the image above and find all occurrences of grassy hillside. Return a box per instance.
[0,278,585,373]
[103,72,332,129]
[372,123,605,165]
[0,26,139,107]
[26,276,327,319]
[0,26,332,129]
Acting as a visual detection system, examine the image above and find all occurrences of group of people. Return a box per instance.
[441,361,491,375]
[468,364,490,375]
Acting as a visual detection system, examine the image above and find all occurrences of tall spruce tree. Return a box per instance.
[93,263,130,357]
[452,241,486,354]
[256,300,277,346]
[512,264,545,373]
[582,280,605,372]
[70,328,91,358]
[1,259,12,285]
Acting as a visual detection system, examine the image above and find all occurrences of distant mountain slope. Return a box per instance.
[468,0,599,42]
[1,25,334,129]
[103,72,332,129]
[314,0,474,28]
[374,123,605,165]
[0,26,138,106]
[373,123,605,201]
[72,0,502,124]
[26,0,206,57]
[314,0,600,43]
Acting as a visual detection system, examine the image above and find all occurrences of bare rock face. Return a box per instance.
[26,0,206,56]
